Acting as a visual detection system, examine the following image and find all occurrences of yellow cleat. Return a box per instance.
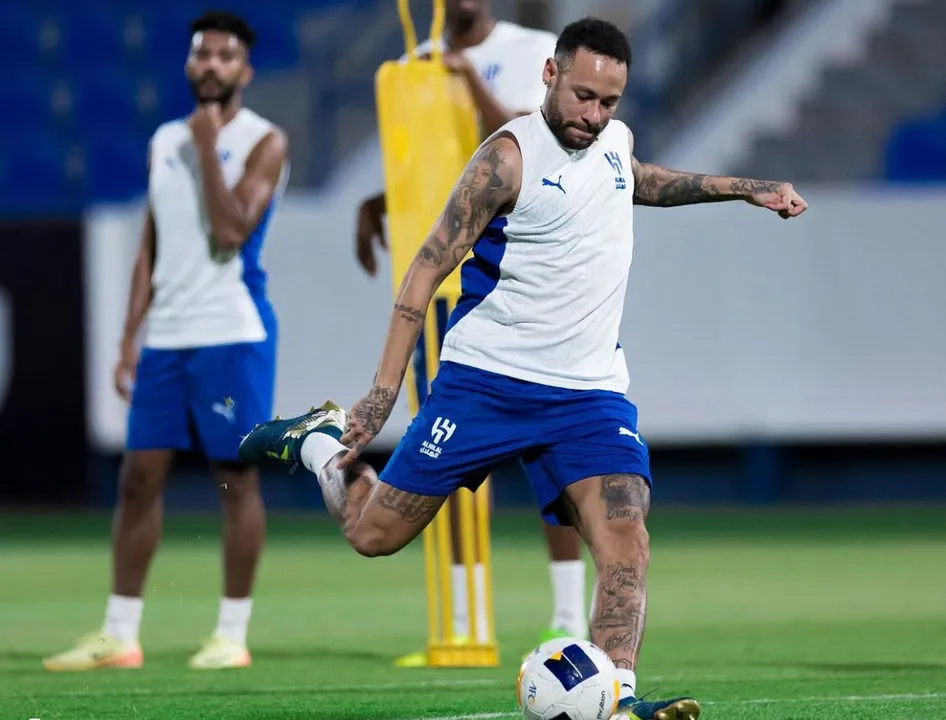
[394,649,429,667]
[188,635,252,669]
[43,631,143,671]
[394,636,474,668]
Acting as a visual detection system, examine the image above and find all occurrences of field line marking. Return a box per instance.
[398,692,946,720]
[12,677,502,699]
[709,692,946,705]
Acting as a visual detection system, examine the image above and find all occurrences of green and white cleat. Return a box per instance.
[238,401,346,473]
[522,628,581,663]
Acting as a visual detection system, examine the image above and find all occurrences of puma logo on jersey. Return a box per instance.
[542,175,566,194]
[619,426,642,445]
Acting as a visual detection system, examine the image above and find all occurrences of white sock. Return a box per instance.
[300,432,346,474]
[104,594,143,644]
[617,668,637,700]
[450,563,490,642]
[214,597,253,646]
[549,560,587,639]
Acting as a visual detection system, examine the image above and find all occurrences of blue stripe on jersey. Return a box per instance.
[241,199,277,332]
[411,297,452,404]
[446,216,509,334]
[412,327,429,404]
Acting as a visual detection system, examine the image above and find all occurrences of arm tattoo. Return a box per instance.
[633,161,781,207]
[377,486,444,524]
[394,304,425,325]
[729,177,782,196]
[600,474,651,521]
[350,385,397,437]
[417,140,513,278]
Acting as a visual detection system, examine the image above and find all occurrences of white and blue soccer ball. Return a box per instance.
[517,638,620,720]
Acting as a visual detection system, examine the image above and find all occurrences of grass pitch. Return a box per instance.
[3,505,945,719]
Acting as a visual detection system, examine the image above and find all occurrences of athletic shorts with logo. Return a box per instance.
[379,361,652,525]
[126,331,277,462]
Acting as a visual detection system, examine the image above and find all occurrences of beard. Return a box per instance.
[542,91,606,151]
[188,75,237,106]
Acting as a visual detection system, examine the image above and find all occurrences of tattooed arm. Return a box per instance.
[626,129,808,216]
[631,155,809,215]
[338,134,522,467]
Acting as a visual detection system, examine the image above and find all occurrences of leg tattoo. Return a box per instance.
[376,486,443,526]
[593,562,647,670]
[589,474,650,670]
[318,456,374,529]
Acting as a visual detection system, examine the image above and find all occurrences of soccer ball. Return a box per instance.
[517,638,620,720]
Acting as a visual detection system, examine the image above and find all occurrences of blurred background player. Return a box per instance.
[354,0,590,665]
[42,11,289,671]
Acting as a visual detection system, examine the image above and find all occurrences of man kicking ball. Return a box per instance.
[240,17,806,720]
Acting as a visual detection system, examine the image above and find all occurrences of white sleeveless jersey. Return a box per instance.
[144,108,288,349]
[440,112,635,393]
[412,21,557,114]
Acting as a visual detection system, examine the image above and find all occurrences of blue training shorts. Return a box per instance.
[379,361,651,525]
[126,336,276,462]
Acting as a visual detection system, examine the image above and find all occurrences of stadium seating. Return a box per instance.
[0,1,320,215]
[3,0,939,217]
[884,109,946,182]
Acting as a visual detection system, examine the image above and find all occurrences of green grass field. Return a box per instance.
[3,505,946,720]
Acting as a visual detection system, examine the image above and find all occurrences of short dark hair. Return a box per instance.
[554,17,631,70]
[190,11,256,49]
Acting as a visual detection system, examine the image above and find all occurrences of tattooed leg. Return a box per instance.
[322,462,447,557]
[316,457,376,529]
[563,473,651,671]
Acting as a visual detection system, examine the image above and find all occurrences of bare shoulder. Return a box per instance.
[244,128,289,178]
[480,131,522,163]
[470,131,522,195]
[256,127,289,157]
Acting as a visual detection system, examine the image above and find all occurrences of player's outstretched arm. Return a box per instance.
[190,105,289,251]
[338,134,522,467]
[630,156,808,218]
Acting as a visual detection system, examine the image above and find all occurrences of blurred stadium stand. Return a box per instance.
[733,0,946,181]
[2,0,943,219]
[0,0,814,215]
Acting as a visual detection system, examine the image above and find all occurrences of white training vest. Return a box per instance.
[144,107,288,349]
[440,111,635,394]
[412,20,558,114]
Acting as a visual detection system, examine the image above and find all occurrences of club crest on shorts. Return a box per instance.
[420,416,456,459]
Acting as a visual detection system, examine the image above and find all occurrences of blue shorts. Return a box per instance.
[126,337,276,461]
[380,361,651,525]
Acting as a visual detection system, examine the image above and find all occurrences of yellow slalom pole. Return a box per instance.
[397,0,418,59]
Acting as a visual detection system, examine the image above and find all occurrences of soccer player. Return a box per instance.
[43,12,289,671]
[241,17,806,720]
[355,0,590,660]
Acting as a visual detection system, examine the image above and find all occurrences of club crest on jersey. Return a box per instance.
[604,151,626,190]
[480,63,501,87]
